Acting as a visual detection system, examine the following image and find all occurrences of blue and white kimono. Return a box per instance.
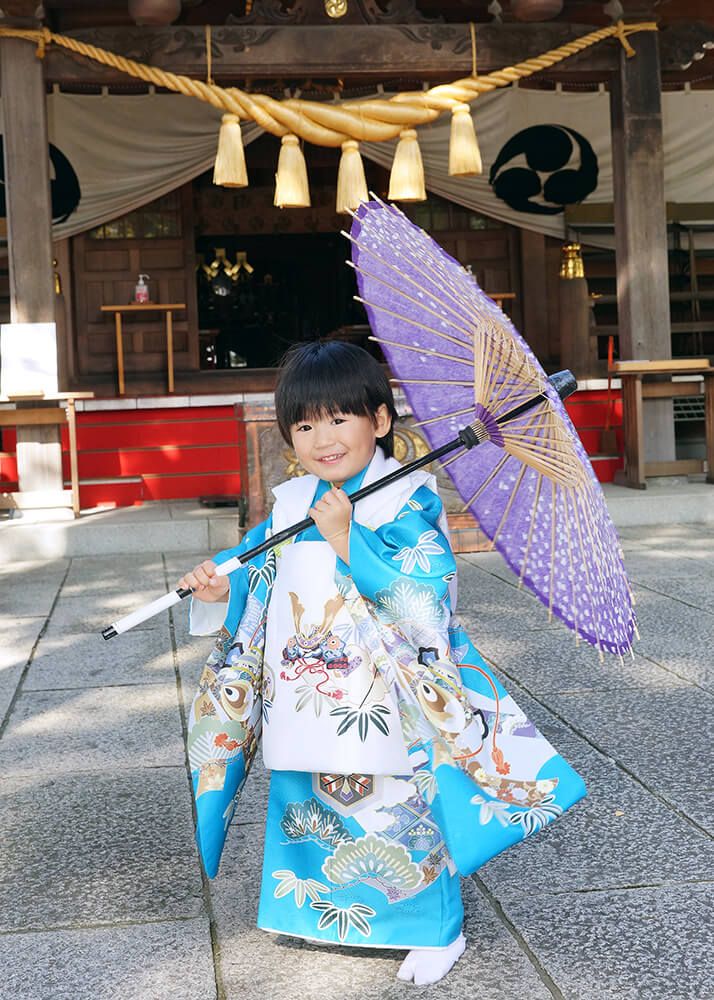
[187,446,586,949]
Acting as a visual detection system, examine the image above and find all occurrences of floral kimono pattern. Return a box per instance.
[187,447,586,947]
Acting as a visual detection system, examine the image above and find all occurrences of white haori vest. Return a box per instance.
[262,447,450,775]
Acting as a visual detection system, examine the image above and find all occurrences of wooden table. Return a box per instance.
[488,291,516,310]
[100,303,186,395]
[611,359,714,489]
[0,392,94,516]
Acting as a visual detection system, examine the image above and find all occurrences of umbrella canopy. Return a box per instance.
[348,198,635,658]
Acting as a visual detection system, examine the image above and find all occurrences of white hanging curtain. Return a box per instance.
[23,88,714,244]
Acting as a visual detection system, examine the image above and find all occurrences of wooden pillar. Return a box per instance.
[610,25,675,465]
[0,33,63,495]
[519,229,549,363]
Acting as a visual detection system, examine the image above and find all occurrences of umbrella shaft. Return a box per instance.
[229,435,466,567]
[217,379,572,569]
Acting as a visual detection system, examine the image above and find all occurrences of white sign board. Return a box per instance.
[0,323,58,398]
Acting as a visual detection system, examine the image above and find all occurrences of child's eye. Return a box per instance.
[295,424,312,433]
[331,417,346,425]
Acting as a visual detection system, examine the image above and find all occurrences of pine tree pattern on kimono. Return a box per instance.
[186,451,586,881]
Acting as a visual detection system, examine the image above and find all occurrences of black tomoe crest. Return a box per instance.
[489,124,598,216]
[0,138,81,224]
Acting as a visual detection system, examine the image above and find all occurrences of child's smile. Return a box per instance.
[290,406,392,484]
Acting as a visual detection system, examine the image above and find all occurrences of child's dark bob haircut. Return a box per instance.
[275,341,398,457]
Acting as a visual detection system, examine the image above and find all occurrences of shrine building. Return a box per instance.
[1,0,713,517]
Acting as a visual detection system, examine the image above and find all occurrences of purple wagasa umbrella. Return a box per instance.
[348,198,636,659]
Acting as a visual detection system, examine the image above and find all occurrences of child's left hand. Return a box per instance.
[310,486,352,561]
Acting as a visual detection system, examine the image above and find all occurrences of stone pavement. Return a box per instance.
[1,524,713,1000]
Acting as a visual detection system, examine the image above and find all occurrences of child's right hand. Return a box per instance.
[177,561,230,603]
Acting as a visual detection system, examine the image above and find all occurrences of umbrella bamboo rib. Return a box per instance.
[412,406,476,428]
[459,453,511,512]
[370,335,475,368]
[355,296,479,354]
[568,488,605,660]
[437,448,469,473]
[347,231,485,343]
[488,464,528,550]
[395,377,476,387]
[346,250,477,348]
[348,260,476,349]
[503,428,580,477]
[519,473,542,588]
[548,478,556,620]
[576,488,621,653]
[562,486,581,645]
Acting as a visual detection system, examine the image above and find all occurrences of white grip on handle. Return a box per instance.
[103,553,246,638]
[107,590,183,637]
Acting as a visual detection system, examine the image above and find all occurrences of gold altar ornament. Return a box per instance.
[559,243,585,280]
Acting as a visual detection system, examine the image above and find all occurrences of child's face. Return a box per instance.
[289,405,392,484]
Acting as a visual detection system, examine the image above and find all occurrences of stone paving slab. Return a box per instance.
[61,554,167,592]
[210,831,554,1000]
[479,728,714,897]
[622,588,714,691]
[0,582,64,619]
[0,683,185,776]
[0,769,203,930]
[0,619,46,722]
[45,595,172,636]
[0,918,217,1000]
[497,884,714,1000]
[23,629,176,691]
[0,618,44,676]
[658,784,714,836]
[616,524,714,552]
[471,627,688,695]
[543,684,714,796]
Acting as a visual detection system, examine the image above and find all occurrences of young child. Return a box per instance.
[181,341,585,986]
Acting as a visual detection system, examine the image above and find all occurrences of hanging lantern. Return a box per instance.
[388,129,426,203]
[128,0,181,26]
[213,114,248,188]
[510,0,563,21]
[448,104,483,177]
[559,243,585,280]
[274,135,311,209]
[336,140,369,214]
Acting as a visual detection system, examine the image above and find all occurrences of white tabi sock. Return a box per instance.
[396,932,466,986]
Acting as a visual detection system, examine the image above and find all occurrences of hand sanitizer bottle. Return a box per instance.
[134,273,150,303]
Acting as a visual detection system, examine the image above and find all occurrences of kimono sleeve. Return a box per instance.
[189,516,271,636]
[349,484,456,603]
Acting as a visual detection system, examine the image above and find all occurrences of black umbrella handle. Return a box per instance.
[103,371,576,638]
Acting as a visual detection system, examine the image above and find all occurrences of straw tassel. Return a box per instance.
[213,113,248,188]
[388,129,426,202]
[274,134,310,208]
[449,103,482,177]
[336,139,368,214]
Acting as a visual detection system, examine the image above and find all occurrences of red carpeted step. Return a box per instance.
[141,471,243,501]
[589,455,624,483]
[75,419,239,451]
[70,479,145,508]
[564,399,623,428]
[62,444,241,480]
[1,453,18,484]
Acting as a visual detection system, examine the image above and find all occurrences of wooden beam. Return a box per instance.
[35,22,714,84]
[567,202,714,225]
[47,22,714,84]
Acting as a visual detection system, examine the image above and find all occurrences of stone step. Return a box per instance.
[1,479,712,563]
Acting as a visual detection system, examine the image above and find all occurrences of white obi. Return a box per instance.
[190,447,453,776]
[261,535,411,774]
